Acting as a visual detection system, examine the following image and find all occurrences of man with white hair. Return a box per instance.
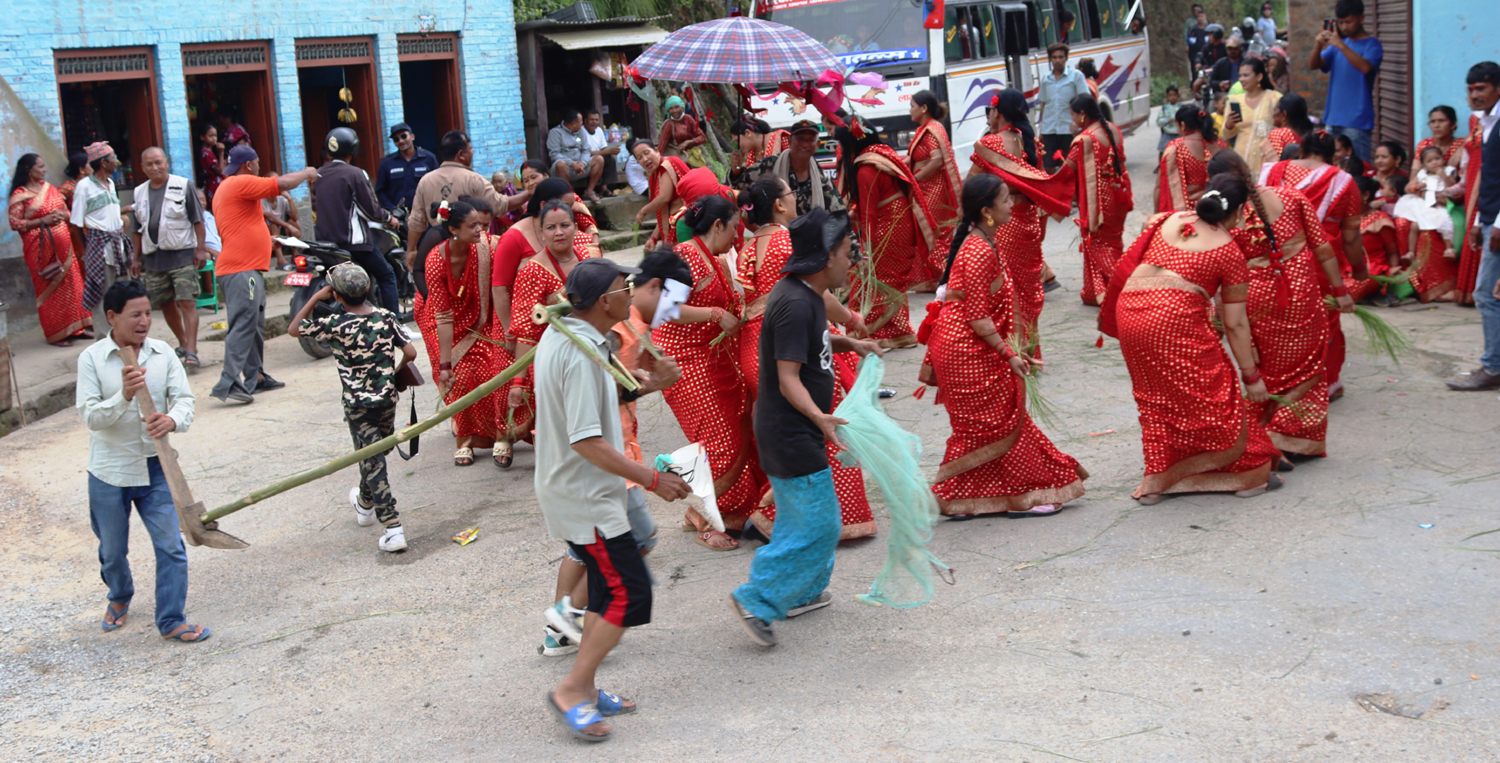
[130,147,211,368]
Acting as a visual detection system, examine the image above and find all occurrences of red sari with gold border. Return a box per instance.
[1157,136,1228,213]
[654,238,765,528]
[8,183,92,343]
[1454,115,1485,304]
[845,145,937,342]
[743,130,791,169]
[1109,213,1278,496]
[1233,187,1334,456]
[1054,120,1132,306]
[417,238,509,447]
[647,156,690,242]
[908,121,963,289]
[928,232,1086,514]
[1265,127,1301,161]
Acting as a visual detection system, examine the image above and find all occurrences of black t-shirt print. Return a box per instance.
[754,275,835,479]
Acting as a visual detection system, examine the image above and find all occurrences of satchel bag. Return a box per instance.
[394,362,424,391]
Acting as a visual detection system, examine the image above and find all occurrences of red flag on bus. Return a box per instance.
[923,0,945,29]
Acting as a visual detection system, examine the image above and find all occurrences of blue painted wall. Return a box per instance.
[1412,5,1500,139]
[0,0,526,195]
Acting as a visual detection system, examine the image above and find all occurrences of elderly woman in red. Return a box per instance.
[1053,95,1133,306]
[631,138,690,249]
[907,90,962,290]
[8,153,93,346]
[838,119,938,348]
[1157,105,1227,213]
[928,175,1087,517]
[656,195,765,550]
[1101,174,1282,503]
[418,201,510,467]
[1209,149,1355,460]
[1257,130,1369,400]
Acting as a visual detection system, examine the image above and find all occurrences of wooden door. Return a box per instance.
[1369,0,1412,150]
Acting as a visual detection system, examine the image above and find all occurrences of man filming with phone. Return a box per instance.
[1307,0,1383,161]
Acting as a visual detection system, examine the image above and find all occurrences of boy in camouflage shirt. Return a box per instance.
[289,263,417,552]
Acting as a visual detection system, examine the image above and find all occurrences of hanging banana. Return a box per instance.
[338,107,358,124]
[339,87,353,103]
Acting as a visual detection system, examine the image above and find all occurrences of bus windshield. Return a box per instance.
[755,0,928,70]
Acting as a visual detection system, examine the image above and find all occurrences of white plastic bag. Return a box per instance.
[653,442,723,532]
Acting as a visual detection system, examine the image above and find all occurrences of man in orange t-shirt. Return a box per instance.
[210,145,317,403]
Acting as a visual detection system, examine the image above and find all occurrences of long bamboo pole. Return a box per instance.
[201,347,536,523]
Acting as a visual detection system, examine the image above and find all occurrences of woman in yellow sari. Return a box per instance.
[1220,57,1281,178]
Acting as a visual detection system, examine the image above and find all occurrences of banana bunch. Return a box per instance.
[337,87,357,123]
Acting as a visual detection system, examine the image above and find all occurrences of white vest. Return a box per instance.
[132,175,198,254]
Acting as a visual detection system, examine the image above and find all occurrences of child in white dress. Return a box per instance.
[1391,146,1460,260]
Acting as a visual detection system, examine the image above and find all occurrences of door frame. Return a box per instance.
[54,46,165,186]
[181,41,282,174]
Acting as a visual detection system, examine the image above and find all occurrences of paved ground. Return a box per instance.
[3,119,1498,762]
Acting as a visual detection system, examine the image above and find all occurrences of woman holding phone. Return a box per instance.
[1221,57,1281,177]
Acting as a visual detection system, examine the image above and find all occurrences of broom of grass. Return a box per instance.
[1007,329,1062,430]
[1324,295,1413,363]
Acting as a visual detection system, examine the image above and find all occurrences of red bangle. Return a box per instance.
[649,469,660,491]
[1241,367,1261,384]
[439,361,453,371]
[1330,285,1348,298]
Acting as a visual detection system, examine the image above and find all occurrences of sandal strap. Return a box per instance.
[563,702,602,729]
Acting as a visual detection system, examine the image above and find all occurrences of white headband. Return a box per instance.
[1201,190,1229,211]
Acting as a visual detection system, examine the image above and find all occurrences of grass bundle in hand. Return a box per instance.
[1368,271,1413,286]
[1324,296,1413,363]
[1007,329,1062,431]
[1266,393,1314,423]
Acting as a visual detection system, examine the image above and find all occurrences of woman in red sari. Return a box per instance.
[1053,95,1132,306]
[736,176,876,539]
[838,119,938,348]
[1103,176,1282,502]
[907,90,962,290]
[1455,111,1487,304]
[1209,150,1354,460]
[419,201,511,467]
[631,138,690,249]
[968,89,1072,349]
[8,154,93,345]
[1258,130,1369,400]
[730,117,790,174]
[928,175,1087,516]
[1157,105,1227,213]
[1260,93,1314,165]
[490,179,592,349]
[656,196,764,549]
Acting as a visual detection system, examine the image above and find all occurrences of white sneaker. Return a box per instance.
[351,487,376,527]
[545,600,584,643]
[538,626,579,657]
[379,527,407,552]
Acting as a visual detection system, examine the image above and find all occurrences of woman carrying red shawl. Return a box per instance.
[8,154,93,346]
[1052,95,1133,306]
[1454,111,1486,304]
[1209,150,1354,458]
[1157,106,1228,213]
[837,120,938,348]
[631,138,689,249]
[927,175,1086,516]
[655,196,765,549]
[1257,131,1369,399]
[736,176,875,539]
[1100,176,1282,503]
[907,91,963,290]
[419,201,510,467]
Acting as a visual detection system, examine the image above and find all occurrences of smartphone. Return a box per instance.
[1323,18,1335,32]
[1230,102,1243,119]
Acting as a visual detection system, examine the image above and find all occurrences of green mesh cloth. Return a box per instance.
[833,355,950,608]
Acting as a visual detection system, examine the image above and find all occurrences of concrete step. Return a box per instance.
[588,192,649,231]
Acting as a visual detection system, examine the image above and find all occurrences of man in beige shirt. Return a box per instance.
[405,130,507,269]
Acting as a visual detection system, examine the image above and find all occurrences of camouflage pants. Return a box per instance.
[346,404,400,528]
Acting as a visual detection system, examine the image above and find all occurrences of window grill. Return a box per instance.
[183,46,266,69]
[56,52,150,77]
[295,41,371,61]
[398,37,455,57]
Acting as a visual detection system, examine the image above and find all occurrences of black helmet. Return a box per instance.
[325,127,359,159]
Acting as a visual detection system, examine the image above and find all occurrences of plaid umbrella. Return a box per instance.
[631,17,843,83]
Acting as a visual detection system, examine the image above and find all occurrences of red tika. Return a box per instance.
[927,232,1086,514]
[647,156,691,241]
[1112,214,1278,497]
[737,226,875,539]
[654,239,765,527]
[907,121,963,288]
[1157,136,1228,213]
[1234,187,1334,456]
[417,238,510,446]
[1054,121,1133,305]
[8,184,92,343]
[1454,115,1485,304]
[845,145,937,342]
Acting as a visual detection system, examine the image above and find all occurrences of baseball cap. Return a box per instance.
[225,145,258,175]
[389,122,413,139]
[789,119,821,136]
[565,258,642,309]
[327,262,371,300]
[782,207,852,275]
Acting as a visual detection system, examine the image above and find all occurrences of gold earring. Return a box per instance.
[983,213,995,226]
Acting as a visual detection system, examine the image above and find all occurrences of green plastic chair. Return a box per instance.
[196,261,218,312]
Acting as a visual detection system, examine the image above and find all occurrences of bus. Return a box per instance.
[742,0,1149,176]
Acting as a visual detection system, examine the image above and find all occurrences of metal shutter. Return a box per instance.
[1370,0,1412,150]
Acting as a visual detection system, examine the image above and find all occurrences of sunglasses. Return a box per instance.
[604,279,636,298]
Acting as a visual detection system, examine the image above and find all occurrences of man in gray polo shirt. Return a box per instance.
[534,257,690,742]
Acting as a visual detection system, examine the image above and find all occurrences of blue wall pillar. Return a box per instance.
[271,37,308,196]
[376,34,404,156]
[155,42,193,180]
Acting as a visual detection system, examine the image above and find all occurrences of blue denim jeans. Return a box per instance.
[733,468,841,623]
[87,458,189,636]
[1472,223,1500,373]
[1326,125,1372,162]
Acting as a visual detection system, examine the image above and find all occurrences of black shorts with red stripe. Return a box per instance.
[568,530,653,628]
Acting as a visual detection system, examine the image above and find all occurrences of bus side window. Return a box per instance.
[945,6,978,62]
[1036,1,1057,46]
[976,5,1001,59]
[1023,1,1044,50]
[1088,0,1119,39]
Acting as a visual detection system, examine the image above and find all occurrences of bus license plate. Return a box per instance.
[284,272,313,287]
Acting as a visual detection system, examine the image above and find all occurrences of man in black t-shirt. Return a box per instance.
[729,207,881,647]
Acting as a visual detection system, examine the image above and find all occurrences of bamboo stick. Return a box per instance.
[201,347,537,523]
[531,302,641,391]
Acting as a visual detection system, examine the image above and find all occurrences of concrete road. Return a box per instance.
[2,115,1498,762]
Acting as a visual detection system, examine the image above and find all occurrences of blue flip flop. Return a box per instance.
[595,690,636,717]
[162,624,212,643]
[101,603,129,632]
[546,691,610,742]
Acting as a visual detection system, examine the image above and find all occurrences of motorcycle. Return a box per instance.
[283,240,351,359]
[371,207,415,322]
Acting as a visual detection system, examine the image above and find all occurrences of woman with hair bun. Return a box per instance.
[1100,174,1281,503]
[926,174,1086,517]
[730,116,790,174]
[1157,104,1228,213]
[907,89,961,290]
[657,195,764,549]
[1053,94,1133,306]
[1260,93,1313,163]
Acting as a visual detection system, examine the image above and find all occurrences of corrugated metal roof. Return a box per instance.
[540,24,668,50]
